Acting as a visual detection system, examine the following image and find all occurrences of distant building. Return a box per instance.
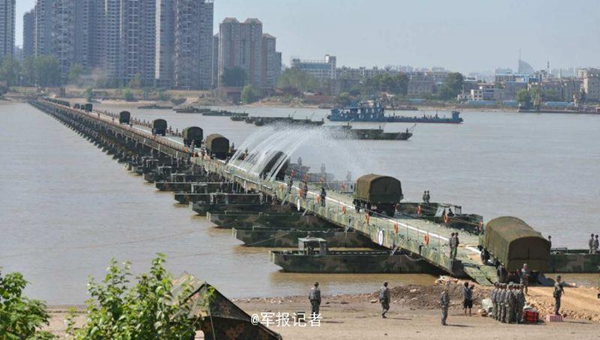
[407,73,435,97]
[582,70,600,101]
[23,9,35,59]
[52,0,97,79]
[290,55,336,81]
[34,0,55,57]
[212,34,219,88]
[261,34,280,88]
[217,18,280,88]
[0,0,15,59]
[119,0,156,86]
[155,0,175,88]
[173,0,214,89]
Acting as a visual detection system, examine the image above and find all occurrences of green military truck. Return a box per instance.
[182,126,203,147]
[152,119,167,136]
[119,111,131,124]
[205,134,229,160]
[354,174,403,217]
[478,216,550,283]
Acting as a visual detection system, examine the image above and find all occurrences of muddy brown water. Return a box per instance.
[1,102,599,304]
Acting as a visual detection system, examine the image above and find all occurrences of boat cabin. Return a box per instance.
[298,237,328,255]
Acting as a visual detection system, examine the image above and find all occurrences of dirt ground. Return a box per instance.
[46,281,600,339]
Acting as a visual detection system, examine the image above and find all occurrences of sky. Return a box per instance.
[15,0,600,74]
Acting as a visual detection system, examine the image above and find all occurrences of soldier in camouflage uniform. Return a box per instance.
[379,282,391,318]
[506,283,517,323]
[490,282,498,320]
[515,284,526,324]
[499,283,507,323]
[589,234,595,254]
[309,282,322,318]
[440,283,450,326]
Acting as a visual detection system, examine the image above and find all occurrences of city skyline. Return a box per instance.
[13,0,600,74]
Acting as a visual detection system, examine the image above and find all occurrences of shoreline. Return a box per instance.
[45,281,600,338]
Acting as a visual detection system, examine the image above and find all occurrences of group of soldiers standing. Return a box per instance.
[490,282,527,323]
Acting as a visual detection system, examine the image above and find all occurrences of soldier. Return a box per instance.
[589,234,595,254]
[422,190,428,203]
[309,282,322,318]
[452,233,460,260]
[440,283,450,325]
[594,235,599,253]
[507,283,517,323]
[448,233,455,258]
[490,282,498,320]
[520,263,530,295]
[462,282,474,317]
[553,275,565,316]
[515,284,526,324]
[548,235,552,250]
[498,283,507,323]
[320,187,327,207]
[286,177,293,195]
[379,282,391,318]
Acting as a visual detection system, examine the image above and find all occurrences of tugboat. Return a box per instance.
[328,124,415,140]
[173,106,207,114]
[327,102,463,124]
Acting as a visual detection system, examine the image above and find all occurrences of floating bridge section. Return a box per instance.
[31,99,497,285]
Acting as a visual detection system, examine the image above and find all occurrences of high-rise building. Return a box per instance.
[218,18,280,88]
[52,0,96,79]
[261,34,280,88]
[155,0,175,88]
[23,9,35,58]
[212,34,219,88]
[0,0,15,59]
[34,0,56,57]
[119,0,156,86]
[172,0,213,89]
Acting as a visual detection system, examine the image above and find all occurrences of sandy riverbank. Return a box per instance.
[45,280,600,339]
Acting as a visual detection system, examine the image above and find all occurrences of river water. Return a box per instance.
[1,101,599,304]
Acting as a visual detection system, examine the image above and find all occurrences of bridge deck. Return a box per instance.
[36,100,496,285]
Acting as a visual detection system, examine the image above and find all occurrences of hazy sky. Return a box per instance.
[15,0,600,73]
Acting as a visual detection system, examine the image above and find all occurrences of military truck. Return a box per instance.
[152,119,167,136]
[205,134,229,159]
[182,126,203,147]
[354,174,403,217]
[84,103,93,112]
[119,111,131,124]
[478,216,550,283]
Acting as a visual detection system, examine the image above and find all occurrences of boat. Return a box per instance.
[138,104,173,110]
[203,110,247,117]
[326,124,415,140]
[173,106,208,114]
[230,114,248,121]
[269,238,441,273]
[327,102,463,124]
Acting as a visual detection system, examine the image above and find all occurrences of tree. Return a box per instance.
[67,255,202,339]
[171,97,186,106]
[0,58,22,87]
[220,67,247,87]
[34,56,62,87]
[334,92,353,106]
[122,88,135,101]
[84,87,94,102]
[129,73,142,89]
[517,89,532,107]
[21,57,36,86]
[0,269,54,339]
[276,68,318,92]
[438,72,464,100]
[241,84,262,104]
[67,64,84,86]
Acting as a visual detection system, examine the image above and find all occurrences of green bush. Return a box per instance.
[0,269,54,339]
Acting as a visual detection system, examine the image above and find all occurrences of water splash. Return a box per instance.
[229,124,389,182]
